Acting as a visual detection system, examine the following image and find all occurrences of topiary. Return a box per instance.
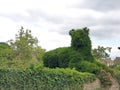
[43,27,95,68]
[69,27,94,62]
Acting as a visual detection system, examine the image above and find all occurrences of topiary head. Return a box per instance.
[69,27,91,51]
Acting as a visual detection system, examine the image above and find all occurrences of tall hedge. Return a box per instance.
[0,67,96,90]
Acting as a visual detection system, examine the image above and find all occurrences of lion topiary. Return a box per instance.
[43,27,94,69]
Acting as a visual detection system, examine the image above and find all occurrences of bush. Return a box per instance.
[0,42,14,60]
[0,67,96,90]
[43,28,95,69]
[94,60,114,76]
[43,47,83,68]
[43,48,60,68]
[57,48,84,68]
[70,61,100,74]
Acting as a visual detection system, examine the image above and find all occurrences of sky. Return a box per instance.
[0,0,120,59]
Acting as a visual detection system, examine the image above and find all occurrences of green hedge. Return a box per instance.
[43,28,95,69]
[0,67,96,90]
[43,47,83,68]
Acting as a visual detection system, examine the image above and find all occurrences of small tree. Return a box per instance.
[8,27,38,60]
[92,46,112,60]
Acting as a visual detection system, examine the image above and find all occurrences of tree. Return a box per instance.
[92,46,112,60]
[8,27,38,60]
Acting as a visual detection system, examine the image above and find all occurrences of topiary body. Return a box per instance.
[43,27,94,69]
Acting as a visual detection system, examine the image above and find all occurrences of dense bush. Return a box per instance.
[43,27,94,68]
[0,42,14,60]
[0,67,96,90]
[43,48,60,68]
[43,47,83,68]
[69,61,101,74]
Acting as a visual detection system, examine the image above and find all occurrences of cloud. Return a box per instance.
[71,0,120,11]
[0,0,120,58]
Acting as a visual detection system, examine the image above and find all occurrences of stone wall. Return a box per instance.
[83,79,101,90]
[83,78,119,90]
[108,78,119,90]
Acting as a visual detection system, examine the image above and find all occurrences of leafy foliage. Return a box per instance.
[34,46,46,62]
[70,27,91,51]
[72,61,101,74]
[0,27,45,68]
[43,47,83,68]
[0,59,39,69]
[92,46,112,60]
[8,27,38,60]
[43,27,94,69]
[0,26,118,89]
[69,27,94,62]
[0,42,14,60]
[0,67,96,90]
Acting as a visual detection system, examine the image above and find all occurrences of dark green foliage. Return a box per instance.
[68,51,83,69]
[72,61,101,74]
[0,67,96,90]
[43,48,60,68]
[43,27,94,68]
[69,27,91,51]
[43,47,83,68]
[69,28,94,62]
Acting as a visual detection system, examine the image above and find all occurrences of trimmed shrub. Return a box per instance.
[43,27,95,68]
[69,28,94,62]
[43,49,59,68]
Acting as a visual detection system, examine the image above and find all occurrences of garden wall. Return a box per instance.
[84,78,119,90]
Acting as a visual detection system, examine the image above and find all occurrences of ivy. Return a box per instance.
[0,67,96,90]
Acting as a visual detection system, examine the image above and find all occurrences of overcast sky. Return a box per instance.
[0,0,120,59]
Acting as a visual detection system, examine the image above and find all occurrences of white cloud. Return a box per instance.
[0,0,120,59]
[0,16,19,41]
